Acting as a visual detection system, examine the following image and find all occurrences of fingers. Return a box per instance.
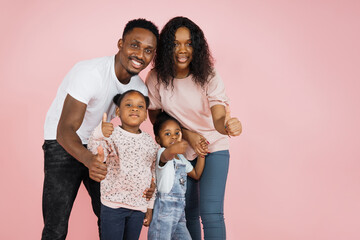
[226,118,242,136]
[102,112,107,122]
[225,105,231,123]
[177,131,182,142]
[97,146,104,160]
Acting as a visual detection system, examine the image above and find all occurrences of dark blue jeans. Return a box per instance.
[101,204,145,240]
[185,150,230,240]
[41,140,101,240]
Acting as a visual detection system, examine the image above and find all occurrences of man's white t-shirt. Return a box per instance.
[156,147,193,194]
[44,55,148,144]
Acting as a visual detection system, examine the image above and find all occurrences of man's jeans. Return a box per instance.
[41,140,101,240]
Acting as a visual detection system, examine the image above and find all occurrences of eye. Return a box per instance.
[130,43,138,48]
[145,49,152,54]
[186,42,192,47]
[175,131,180,135]
[125,103,132,107]
[165,132,171,136]
[174,42,179,47]
[138,105,144,108]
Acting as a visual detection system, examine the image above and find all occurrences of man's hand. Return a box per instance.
[143,178,156,201]
[101,113,114,137]
[143,209,153,227]
[87,146,107,182]
[224,106,242,136]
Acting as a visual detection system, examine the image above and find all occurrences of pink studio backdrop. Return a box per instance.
[1,0,359,239]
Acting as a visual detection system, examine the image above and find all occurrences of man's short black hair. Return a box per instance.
[123,18,159,43]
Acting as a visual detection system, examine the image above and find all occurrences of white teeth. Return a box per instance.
[178,57,188,63]
[132,60,141,66]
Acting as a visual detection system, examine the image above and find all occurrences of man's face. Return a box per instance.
[118,28,157,76]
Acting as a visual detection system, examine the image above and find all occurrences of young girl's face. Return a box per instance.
[156,119,182,148]
[173,27,193,78]
[116,91,147,133]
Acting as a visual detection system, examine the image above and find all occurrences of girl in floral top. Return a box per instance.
[88,90,158,240]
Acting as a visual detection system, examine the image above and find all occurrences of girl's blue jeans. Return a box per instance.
[185,150,230,240]
[101,204,145,240]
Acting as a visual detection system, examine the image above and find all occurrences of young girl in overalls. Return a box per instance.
[148,112,205,239]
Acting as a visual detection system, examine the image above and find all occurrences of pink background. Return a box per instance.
[1,0,359,239]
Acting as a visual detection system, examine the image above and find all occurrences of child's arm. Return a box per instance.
[187,155,205,180]
[143,208,153,227]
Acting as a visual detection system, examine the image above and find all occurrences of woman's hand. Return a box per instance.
[224,106,242,136]
[182,128,209,156]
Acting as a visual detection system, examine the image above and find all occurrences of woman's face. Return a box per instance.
[173,27,193,78]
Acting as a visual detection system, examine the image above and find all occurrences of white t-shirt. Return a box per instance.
[156,147,193,194]
[44,55,148,144]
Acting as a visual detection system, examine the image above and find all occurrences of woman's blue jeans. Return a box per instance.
[185,150,229,240]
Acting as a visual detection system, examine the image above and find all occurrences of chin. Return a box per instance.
[126,68,141,76]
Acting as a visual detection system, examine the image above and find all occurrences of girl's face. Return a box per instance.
[173,27,193,78]
[116,91,147,133]
[156,120,182,148]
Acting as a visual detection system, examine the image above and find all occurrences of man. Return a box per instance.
[42,19,159,240]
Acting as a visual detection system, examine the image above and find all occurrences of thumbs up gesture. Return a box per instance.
[88,145,107,182]
[101,113,114,137]
[171,131,188,155]
[224,105,242,137]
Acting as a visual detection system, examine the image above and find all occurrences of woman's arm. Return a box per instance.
[211,104,242,136]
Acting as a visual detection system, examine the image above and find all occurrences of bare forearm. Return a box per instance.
[193,156,205,180]
[213,117,228,135]
[57,125,93,167]
[211,105,228,135]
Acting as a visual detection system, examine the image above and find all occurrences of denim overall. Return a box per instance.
[148,159,192,240]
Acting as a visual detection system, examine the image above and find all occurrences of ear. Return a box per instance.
[155,136,161,145]
[115,107,120,116]
[117,39,123,50]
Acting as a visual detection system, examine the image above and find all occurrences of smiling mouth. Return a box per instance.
[176,56,189,63]
[129,57,144,69]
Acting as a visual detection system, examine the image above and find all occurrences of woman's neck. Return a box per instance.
[175,69,190,79]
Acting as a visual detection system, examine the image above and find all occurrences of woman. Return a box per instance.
[146,16,242,240]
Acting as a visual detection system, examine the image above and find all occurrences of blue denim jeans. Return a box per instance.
[148,161,192,240]
[185,150,230,240]
[41,140,101,240]
[101,204,145,240]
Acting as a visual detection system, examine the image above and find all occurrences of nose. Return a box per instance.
[134,48,144,60]
[131,106,138,111]
[178,44,187,53]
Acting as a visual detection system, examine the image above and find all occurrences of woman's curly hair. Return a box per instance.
[154,16,214,88]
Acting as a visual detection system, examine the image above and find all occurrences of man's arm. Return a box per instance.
[57,94,107,182]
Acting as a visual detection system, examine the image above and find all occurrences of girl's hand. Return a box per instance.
[143,209,153,227]
[224,106,242,136]
[183,129,209,156]
[143,178,156,201]
[101,113,114,137]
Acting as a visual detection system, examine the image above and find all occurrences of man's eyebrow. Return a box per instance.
[132,39,155,49]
